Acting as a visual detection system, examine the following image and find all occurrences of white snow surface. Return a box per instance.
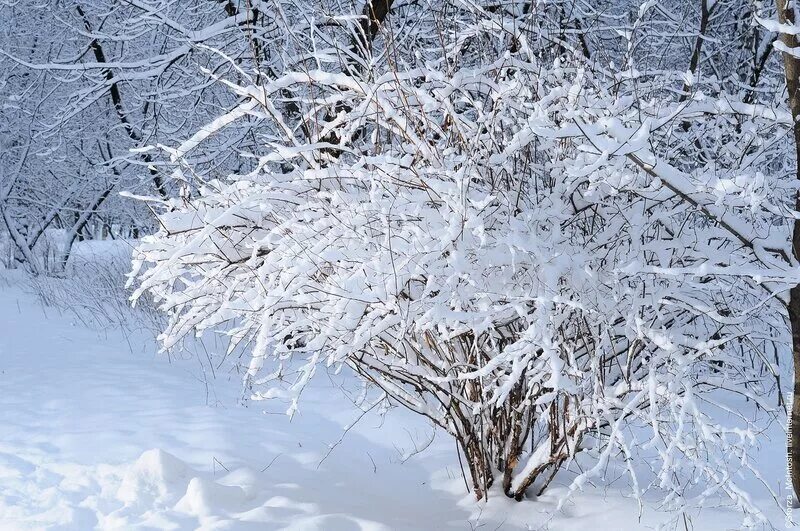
[0,271,789,530]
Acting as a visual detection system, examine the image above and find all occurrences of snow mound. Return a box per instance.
[95,450,390,529]
[174,476,248,516]
[117,449,190,505]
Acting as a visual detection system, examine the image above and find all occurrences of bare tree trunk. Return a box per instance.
[353,0,395,56]
[56,185,114,272]
[679,0,714,102]
[0,203,39,273]
[76,5,169,200]
[321,0,396,159]
[776,0,800,503]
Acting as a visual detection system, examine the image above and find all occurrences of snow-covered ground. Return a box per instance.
[0,270,790,530]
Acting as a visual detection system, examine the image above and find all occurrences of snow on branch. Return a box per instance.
[129,2,790,525]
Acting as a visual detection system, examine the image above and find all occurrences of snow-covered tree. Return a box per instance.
[0,0,286,271]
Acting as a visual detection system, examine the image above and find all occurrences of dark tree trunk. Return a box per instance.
[679,0,713,102]
[777,0,800,503]
[76,5,169,200]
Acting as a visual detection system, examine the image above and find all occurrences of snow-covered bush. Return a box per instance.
[131,1,791,522]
